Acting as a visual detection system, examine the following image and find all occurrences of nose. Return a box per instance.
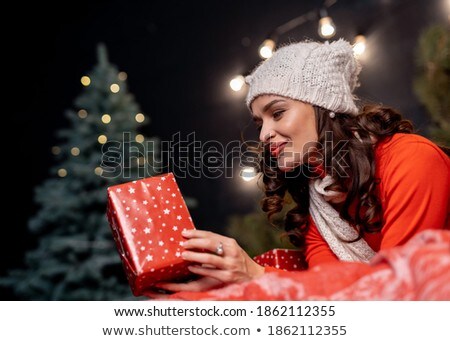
[259,124,274,142]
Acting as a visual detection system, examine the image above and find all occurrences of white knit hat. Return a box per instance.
[245,39,361,115]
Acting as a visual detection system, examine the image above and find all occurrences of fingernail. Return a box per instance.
[181,229,192,236]
[181,251,189,259]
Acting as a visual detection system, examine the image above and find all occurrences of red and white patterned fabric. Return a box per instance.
[169,230,450,300]
[107,173,195,296]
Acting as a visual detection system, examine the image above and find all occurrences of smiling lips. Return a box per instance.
[269,142,288,157]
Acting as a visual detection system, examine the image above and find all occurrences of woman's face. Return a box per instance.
[251,95,318,172]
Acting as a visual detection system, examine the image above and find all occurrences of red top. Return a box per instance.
[304,133,450,267]
[265,133,449,273]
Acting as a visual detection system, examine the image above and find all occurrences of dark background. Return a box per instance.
[5,0,447,275]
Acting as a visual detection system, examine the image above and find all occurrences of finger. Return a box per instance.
[182,237,223,253]
[187,265,232,283]
[182,250,224,268]
[143,289,172,299]
[156,277,221,292]
[182,229,225,240]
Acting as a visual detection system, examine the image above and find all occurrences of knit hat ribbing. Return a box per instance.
[245,39,361,115]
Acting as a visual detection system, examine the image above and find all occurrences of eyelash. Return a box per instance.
[254,110,284,131]
[273,111,284,119]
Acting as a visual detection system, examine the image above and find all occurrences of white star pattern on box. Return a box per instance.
[107,173,197,294]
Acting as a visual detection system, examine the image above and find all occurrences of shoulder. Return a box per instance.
[375,133,449,167]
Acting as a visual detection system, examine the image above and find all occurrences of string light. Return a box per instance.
[71,147,80,156]
[110,84,120,93]
[353,35,367,57]
[51,146,61,155]
[118,72,128,81]
[98,135,107,144]
[240,167,257,182]
[135,134,145,143]
[102,114,112,124]
[78,109,88,118]
[81,76,91,86]
[135,113,145,123]
[259,39,276,59]
[318,14,336,39]
[229,75,245,91]
[94,167,103,176]
[58,168,67,177]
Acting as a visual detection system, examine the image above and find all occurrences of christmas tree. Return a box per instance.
[1,44,159,299]
[413,24,450,145]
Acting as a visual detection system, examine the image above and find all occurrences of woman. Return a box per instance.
[155,39,449,294]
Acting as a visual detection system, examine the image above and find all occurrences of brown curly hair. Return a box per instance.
[259,104,415,257]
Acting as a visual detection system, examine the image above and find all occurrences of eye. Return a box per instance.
[252,117,263,131]
[273,110,284,119]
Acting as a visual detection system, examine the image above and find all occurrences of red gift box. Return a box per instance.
[106,173,195,296]
[253,249,306,271]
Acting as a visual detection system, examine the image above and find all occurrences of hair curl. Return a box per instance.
[259,104,415,259]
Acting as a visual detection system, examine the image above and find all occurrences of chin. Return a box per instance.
[277,157,302,172]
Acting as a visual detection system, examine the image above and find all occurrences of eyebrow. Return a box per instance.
[262,99,287,112]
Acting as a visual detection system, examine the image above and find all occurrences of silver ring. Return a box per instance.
[215,242,224,256]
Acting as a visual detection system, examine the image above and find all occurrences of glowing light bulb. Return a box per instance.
[58,168,67,177]
[118,72,128,81]
[98,135,107,144]
[102,114,111,124]
[110,83,120,93]
[78,109,88,119]
[353,35,367,57]
[135,134,145,143]
[240,167,257,182]
[71,147,80,156]
[94,167,103,176]
[135,113,145,123]
[229,75,245,92]
[318,16,336,39]
[259,39,276,59]
[51,146,61,155]
[81,76,91,86]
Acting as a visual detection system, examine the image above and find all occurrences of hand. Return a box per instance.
[155,229,264,293]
